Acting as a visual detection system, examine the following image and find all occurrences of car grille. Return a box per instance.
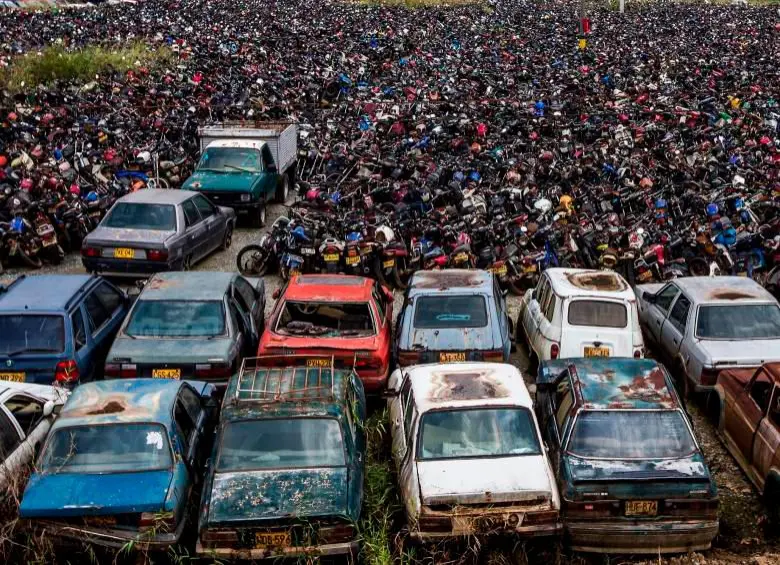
[199,191,245,205]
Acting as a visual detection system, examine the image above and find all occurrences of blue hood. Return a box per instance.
[20,470,174,518]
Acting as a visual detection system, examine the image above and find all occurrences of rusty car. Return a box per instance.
[257,274,393,393]
[709,362,780,524]
[386,362,561,541]
[394,270,513,367]
[536,358,719,554]
[196,355,366,560]
[636,277,780,397]
[19,378,217,552]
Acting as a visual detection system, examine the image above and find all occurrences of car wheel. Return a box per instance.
[764,474,780,529]
[257,205,267,228]
[674,360,691,401]
[277,173,290,203]
[221,223,233,250]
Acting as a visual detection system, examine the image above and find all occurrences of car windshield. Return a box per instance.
[276,301,375,337]
[696,304,780,339]
[217,418,345,471]
[0,315,65,355]
[413,295,488,329]
[567,410,697,459]
[103,203,176,231]
[40,423,172,474]
[568,300,627,328]
[418,408,541,460]
[125,300,226,338]
[197,147,262,173]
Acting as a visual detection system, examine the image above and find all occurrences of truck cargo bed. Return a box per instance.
[198,122,297,175]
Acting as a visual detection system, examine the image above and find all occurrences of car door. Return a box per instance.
[533,283,558,360]
[84,284,124,380]
[233,277,263,340]
[524,276,548,354]
[260,145,277,200]
[3,393,47,464]
[0,407,24,484]
[181,198,207,261]
[227,299,251,359]
[345,380,365,515]
[390,375,413,470]
[753,383,780,490]
[493,278,510,358]
[70,306,93,380]
[726,368,772,468]
[645,283,680,345]
[192,194,225,254]
[660,293,691,363]
[398,394,421,522]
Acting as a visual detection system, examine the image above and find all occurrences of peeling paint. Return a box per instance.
[565,272,627,292]
[428,368,508,401]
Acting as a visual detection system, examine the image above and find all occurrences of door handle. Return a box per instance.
[673,339,679,345]
[655,319,661,326]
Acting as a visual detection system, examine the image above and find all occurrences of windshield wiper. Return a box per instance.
[197,168,226,174]
[3,347,59,357]
[223,165,254,173]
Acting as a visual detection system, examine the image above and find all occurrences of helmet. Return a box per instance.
[734,197,744,210]
[375,225,394,243]
[533,198,553,214]
[69,183,80,195]
[86,191,99,202]
[706,203,719,217]
[291,226,309,242]
[559,194,573,210]
[0,155,6,167]
[468,171,481,182]
[20,178,33,191]
[305,188,320,201]
[654,198,667,209]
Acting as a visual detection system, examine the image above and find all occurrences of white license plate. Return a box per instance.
[301,247,315,255]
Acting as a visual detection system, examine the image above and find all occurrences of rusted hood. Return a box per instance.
[697,339,780,367]
[207,468,348,525]
[264,333,379,352]
[417,457,554,506]
[567,454,710,483]
[87,226,176,246]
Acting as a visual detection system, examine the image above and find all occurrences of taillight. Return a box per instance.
[565,500,619,519]
[550,343,560,360]
[398,351,420,366]
[417,515,451,532]
[482,350,504,362]
[700,367,721,386]
[633,348,643,358]
[105,363,136,378]
[354,358,381,372]
[139,511,176,532]
[522,510,559,525]
[318,523,356,543]
[665,498,718,518]
[147,249,168,262]
[81,246,100,257]
[201,528,238,547]
[194,363,232,379]
[55,360,80,384]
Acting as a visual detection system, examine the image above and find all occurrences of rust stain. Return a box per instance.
[617,367,673,406]
[146,278,181,290]
[85,400,126,415]
[412,271,485,289]
[566,272,626,292]
[428,369,508,401]
[709,289,757,300]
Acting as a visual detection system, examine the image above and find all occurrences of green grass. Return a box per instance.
[0,42,172,92]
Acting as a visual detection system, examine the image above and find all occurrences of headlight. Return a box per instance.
[240,194,251,202]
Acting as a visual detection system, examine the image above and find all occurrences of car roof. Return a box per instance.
[409,270,492,295]
[669,276,775,304]
[0,381,69,404]
[544,268,635,300]
[283,274,374,302]
[116,189,195,205]
[0,274,94,312]
[140,272,234,301]
[405,362,532,412]
[53,378,186,430]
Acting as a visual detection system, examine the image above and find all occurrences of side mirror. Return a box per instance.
[272,288,281,300]
[385,368,403,396]
[42,400,55,418]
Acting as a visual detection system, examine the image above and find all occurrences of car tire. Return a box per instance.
[674,359,691,401]
[707,391,722,431]
[764,474,780,528]
[276,173,290,203]
[221,223,233,251]
[257,205,267,228]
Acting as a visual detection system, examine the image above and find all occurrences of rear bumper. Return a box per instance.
[28,520,184,551]
[411,522,561,542]
[566,518,718,554]
[195,540,357,560]
[82,256,175,278]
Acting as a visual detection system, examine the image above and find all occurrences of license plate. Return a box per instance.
[454,252,468,263]
[383,259,395,268]
[323,253,339,262]
[114,248,135,259]
[584,346,610,357]
[625,500,657,516]
[490,265,508,276]
[637,270,653,281]
[255,532,291,549]
[522,264,537,273]
[152,368,181,379]
[301,247,315,255]
[440,352,466,362]
[85,516,117,527]
[306,358,330,368]
[42,238,57,247]
[0,372,25,383]
[89,211,102,218]
[360,247,372,255]
[345,256,360,266]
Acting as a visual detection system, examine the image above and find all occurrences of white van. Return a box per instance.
[518,268,644,361]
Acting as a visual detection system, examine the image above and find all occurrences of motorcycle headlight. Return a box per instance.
[240,194,252,202]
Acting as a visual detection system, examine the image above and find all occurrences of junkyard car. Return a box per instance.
[536,358,718,553]
[518,268,643,362]
[197,356,366,559]
[386,362,560,540]
[81,189,235,277]
[0,381,69,489]
[105,271,265,384]
[20,378,217,551]
[257,274,392,392]
[710,362,780,523]
[636,276,780,396]
[395,270,513,367]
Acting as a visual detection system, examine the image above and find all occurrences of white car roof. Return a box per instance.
[544,268,636,301]
[0,382,69,404]
[668,276,776,304]
[205,139,267,151]
[406,363,532,413]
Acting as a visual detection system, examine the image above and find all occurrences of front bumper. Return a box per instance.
[566,518,719,554]
[28,520,184,551]
[195,539,357,560]
[82,256,175,278]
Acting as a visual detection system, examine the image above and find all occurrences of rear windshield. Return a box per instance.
[125,300,226,338]
[217,418,345,471]
[40,423,172,474]
[276,301,375,337]
[696,304,780,339]
[0,315,65,355]
[413,295,488,329]
[418,408,541,460]
[567,410,696,459]
[103,203,176,231]
[568,300,627,328]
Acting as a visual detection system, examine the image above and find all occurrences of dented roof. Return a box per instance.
[408,269,492,294]
[140,271,235,301]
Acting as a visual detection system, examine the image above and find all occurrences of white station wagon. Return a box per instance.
[518,268,644,361]
[386,363,560,540]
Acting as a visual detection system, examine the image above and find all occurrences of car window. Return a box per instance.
[192,194,216,219]
[556,388,573,433]
[0,410,22,463]
[543,291,556,322]
[72,309,87,350]
[749,370,772,414]
[655,284,679,312]
[668,294,691,332]
[568,300,627,328]
[4,395,44,436]
[413,295,487,328]
[103,203,176,231]
[536,277,550,307]
[174,399,196,448]
[229,300,249,336]
[182,199,201,228]
[400,377,414,440]
[277,301,375,336]
[234,277,256,312]
[179,386,202,425]
[696,304,780,339]
[372,283,386,322]
[84,292,110,331]
[770,387,780,428]
[0,315,65,355]
[94,282,123,316]
[125,300,226,338]
[198,147,262,173]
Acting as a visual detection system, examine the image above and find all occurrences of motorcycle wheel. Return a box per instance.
[236,245,270,276]
[19,249,42,269]
[688,257,709,277]
[507,279,524,296]
[280,264,290,281]
[373,256,391,289]
[47,245,65,265]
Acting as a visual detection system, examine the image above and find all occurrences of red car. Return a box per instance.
[258,274,393,392]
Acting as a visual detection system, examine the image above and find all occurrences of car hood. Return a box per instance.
[86,226,176,246]
[262,332,380,352]
[207,468,349,525]
[697,339,780,367]
[566,453,711,483]
[20,470,173,518]
[108,336,233,364]
[417,457,554,506]
[183,170,260,192]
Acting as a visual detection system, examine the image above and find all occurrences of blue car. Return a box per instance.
[394,269,514,367]
[20,378,217,552]
[0,274,128,386]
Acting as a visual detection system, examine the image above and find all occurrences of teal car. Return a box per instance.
[104,272,264,385]
[196,356,366,560]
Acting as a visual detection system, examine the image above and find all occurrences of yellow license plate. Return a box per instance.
[255,532,291,548]
[454,252,468,263]
[114,248,135,259]
[522,264,537,273]
[440,352,466,362]
[637,271,653,281]
[85,516,117,527]
[345,256,360,266]
[625,500,657,516]
[0,372,25,383]
[323,253,339,262]
[584,347,610,357]
[306,358,330,368]
[383,259,395,268]
[490,265,508,276]
[152,368,181,379]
